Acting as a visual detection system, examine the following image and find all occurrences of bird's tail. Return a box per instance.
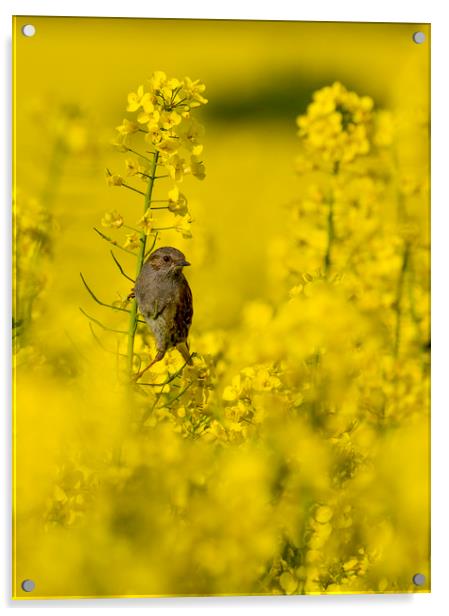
[177,341,193,365]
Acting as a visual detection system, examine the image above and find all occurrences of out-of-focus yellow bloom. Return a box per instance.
[166,154,188,182]
[189,155,206,180]
[243,301,273,330]
[297,82,373,165]
[16,70,428,599]
[183,76,208,106]
[374,110,395,147]
[176,118,205,152]
[148,70,167,91]
[155,137,181,158]
[167,185,188,216]
[315,505,333,523]
[123,232,140,250]
[115,118,140,136]
[125,158,147,177]
[138,210,155,235]
[13,195,55,353]
[279,571,298,594]
[175,214,193,239]
[105,169,124,186]
[101,209,123,228]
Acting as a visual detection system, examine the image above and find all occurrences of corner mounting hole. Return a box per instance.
[413,573,426,586]
[413,31,425,44]
[21,579,35,592]
[22,24,36,38]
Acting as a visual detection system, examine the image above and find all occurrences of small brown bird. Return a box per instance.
[131,246,193,379]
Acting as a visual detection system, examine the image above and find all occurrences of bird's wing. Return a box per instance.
[174,278,193,341]
[135,272,169,321]
[137,293,169,321]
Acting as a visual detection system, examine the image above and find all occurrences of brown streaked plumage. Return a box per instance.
[132,246,193,379]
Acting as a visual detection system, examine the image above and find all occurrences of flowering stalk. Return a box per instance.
[323,197,334,274]
[323,162,340,273]
[127,151,159,375]
[82,71,208,380]
[296,84,373,277]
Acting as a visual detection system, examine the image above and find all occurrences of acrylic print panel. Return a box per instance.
[12,16,430,598]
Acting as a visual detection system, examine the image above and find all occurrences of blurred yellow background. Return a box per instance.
[14,17,429,326]
[13,17,430,599]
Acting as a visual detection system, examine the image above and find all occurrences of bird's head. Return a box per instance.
[147,246,190,275]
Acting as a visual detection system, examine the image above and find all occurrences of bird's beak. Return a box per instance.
[178,260,190,267]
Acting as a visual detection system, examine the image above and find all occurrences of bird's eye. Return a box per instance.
[163,256,170,263]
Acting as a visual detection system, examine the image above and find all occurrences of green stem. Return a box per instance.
[110,250,134,283]
[161,381,193,408]
[144,232,159,259]
[323,161,339,274]
[124,146,155,162]
[79,307,128,334]
[127,151,159,376]
[122,183,145,196]
[93,227,137,256]
[324,197,334,274]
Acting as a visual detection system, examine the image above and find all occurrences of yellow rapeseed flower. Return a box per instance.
[175,214,193,239]
[123,232,140,250]
[190,155,206,180]
[138,210,155,235]
[297,82,373,165]
[105,169,124,186]
[167,186,189,216]
[101,210,124,229]
[115,118,140,136]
